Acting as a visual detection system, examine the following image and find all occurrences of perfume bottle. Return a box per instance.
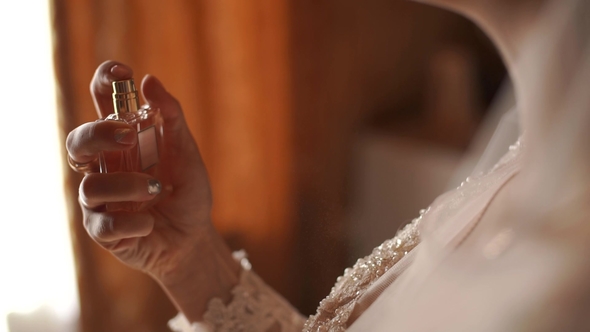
[99,78,165,211]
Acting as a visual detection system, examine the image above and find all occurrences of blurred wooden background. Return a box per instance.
[53,0,504,331]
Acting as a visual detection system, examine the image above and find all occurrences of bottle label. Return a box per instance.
[138,125,159,170]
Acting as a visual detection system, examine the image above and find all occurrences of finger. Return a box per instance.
[90,60,134,118]
[141,75,194,140]
[66,120,137,164]
[141,74,205,171]
[141,75,183,125]
[79,172,162,209]
[83,210,154,244]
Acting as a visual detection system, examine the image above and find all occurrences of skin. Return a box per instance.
[409,1,551,252]
[414,0,547,103]
[418,0,590,257]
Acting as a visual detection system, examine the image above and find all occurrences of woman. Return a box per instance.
[66,0,590,330]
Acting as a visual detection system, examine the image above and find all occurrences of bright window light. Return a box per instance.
[0,1,79,332]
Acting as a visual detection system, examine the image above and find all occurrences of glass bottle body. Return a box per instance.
[99,105,164,211]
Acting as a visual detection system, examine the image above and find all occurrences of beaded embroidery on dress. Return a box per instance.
[169,139,523,332]
[302,215,422,332]
[302,138,523,332]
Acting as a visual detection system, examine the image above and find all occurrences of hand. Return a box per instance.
[66,61,240,319]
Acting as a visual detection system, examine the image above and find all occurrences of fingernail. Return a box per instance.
[114,128,136,145]
[147,179,162,195]
[111,64,132,79]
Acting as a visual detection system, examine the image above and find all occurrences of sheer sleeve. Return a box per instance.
[168,250,306,332]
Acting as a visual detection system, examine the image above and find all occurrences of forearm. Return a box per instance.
[156,226,241,323]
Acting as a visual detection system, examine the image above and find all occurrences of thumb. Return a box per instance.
[140,75,203,163]
[141,74,187,134]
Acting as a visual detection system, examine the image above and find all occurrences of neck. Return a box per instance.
[452,1,546,140]
[467,0,590,198]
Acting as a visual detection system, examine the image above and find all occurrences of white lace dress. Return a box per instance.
[169,140,524,332]
[168,250,306,332]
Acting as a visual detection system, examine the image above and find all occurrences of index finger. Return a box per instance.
[90,60,134,118]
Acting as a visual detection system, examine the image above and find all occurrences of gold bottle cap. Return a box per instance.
[112,79,140,114]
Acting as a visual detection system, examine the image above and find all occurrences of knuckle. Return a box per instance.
[65,130,75,154]
[83,122,97,143]
[78,174,98,204]
[89,213,116,242]
[94,214,116,241]
[78,175,90,198]
[91,60,117,88]
[67,122,97,156]
[82,206,92,229]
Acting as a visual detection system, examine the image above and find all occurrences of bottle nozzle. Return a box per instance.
[112,79,140,114]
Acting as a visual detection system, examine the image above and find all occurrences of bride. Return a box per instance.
[65,0,590,330]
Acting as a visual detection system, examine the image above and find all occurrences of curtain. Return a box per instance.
[53,1,296,331]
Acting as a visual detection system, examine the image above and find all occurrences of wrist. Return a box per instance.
[154,225,241,322]
[154,224,233,282]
